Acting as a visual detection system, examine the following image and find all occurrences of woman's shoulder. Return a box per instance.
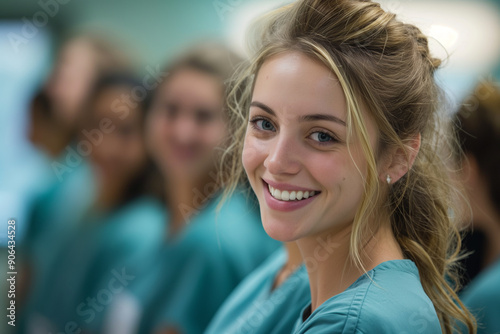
[215,247,288,300]
[294,260,442,334]
[187,189,274,245]
[99,196,166,244]
[111,196,165,224]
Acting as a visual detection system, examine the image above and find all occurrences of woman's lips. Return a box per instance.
[261,179,320,212]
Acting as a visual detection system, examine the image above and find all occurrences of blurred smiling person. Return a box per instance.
[103,43,279,334]
[23,72,166,334]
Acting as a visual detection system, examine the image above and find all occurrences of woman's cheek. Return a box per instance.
[242,136,259,178]
[145,114,161,151]
[308,152,347,189]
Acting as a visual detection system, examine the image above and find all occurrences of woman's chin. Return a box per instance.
[261,216,302,242]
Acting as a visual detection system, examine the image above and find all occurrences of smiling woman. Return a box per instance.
[219,0,477,333]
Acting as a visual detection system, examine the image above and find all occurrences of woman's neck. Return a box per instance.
[273,242,303,290]
[298,221,403,312]
[94,180,126,212]
[164,172,215,236]
[38,128,72,158]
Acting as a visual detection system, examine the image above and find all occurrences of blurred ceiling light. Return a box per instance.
[225,0,292,57]
[378,0,500,73]
[227,0,500,74]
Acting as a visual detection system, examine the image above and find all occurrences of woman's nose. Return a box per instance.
[264,134,301,176]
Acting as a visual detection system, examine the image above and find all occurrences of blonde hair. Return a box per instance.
[219,0,476,332]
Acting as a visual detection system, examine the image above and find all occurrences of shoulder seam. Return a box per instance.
[341,272,374,334]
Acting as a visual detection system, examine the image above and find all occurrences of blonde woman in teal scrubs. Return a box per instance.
[218,0,477,333]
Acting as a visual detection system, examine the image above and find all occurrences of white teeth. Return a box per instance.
[281,190,290,201]
[267,184,318,202]
[274,189,281,199]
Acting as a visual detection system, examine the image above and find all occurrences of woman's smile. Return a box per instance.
[262,178,321,212]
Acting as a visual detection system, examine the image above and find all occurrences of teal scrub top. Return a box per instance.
[460,257,500,334]
[25,158,97,276]
[18,159,97,333]
[0,145,54,246]
[124,190,280,334]
[205,247,310,334]
[26,196,166,333]
[293,260,442,334]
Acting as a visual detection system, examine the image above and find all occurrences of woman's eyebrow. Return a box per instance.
[250,101,276,116]
[300,114,346,126]
[250,100,346,126]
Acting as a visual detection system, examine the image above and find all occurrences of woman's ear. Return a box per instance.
[381,133,421,184]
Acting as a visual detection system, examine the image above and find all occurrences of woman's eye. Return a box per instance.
[310,131,334,143]
[253,119,276,132]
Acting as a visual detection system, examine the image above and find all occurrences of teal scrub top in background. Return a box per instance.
[293,260,442,334]
[18,159,97,333]
[205,247,310,334]
[119,190,280,334]
[460,257,500,334]
[0,146,54,246]
[25,196,166,333]
[24,159,97,278]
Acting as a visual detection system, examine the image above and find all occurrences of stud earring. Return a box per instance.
[386,174,392,184]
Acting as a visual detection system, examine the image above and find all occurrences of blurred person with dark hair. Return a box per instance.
[28,91,57,155]
[18,33,133,330]
[456,81,500,334]
[22,72,165,334]
[102,43,279,334]
[28,32,133,161]
[23,31,132,259]
[43,32,131,153]
[12,31,129,247]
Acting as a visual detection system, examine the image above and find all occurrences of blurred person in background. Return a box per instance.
[456,81,500,334]
[102,43,279,334]
[28,91,58,158]
[19,32,132,315]
[22,72,166,334]
[43,32,131,157]
[29,32,131,160]
[2,33,130,251]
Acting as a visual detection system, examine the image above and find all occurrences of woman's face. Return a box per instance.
[88,86,147,190]
[146,68,226,180]
[243,51,379,242]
